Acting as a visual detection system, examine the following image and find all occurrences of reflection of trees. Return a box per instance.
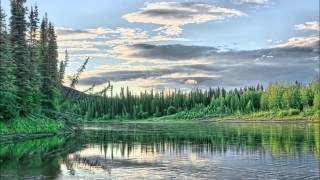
[0,137,65,179]
[0,136,82,180]
[0,123,319,179]
[81,123,319,159]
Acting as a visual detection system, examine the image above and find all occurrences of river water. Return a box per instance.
[0,122,319,179]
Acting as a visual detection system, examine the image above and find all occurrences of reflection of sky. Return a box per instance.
[57,143,319,180]
[2,0,319,93]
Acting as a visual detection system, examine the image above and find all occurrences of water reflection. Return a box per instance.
[0,122,319,179]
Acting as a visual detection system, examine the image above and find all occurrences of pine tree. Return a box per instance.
[10,0,32,115]
[28,5,42,112]
[0,2,17,120]
[39,17,60,111]
[313,92,320,111]
[47,22,60,111]
[39,15,50,110]
[59,49,68,84]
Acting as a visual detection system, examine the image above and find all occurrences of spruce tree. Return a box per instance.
[10,0,32,115]
[47,22,60,111]
[59,49,68,84]
[0,2,17,120]
[39,17,60,112]
[39,15,50,110]
[28,5,42,112]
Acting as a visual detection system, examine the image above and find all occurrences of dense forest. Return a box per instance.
[0,0,319,129]
[0,0,62,121]
[65,80,320,120]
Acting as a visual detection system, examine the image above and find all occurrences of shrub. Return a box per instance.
[167,106,177,115]
[288,109,300,115]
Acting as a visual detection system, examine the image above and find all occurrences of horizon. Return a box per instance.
[2,0,319,93]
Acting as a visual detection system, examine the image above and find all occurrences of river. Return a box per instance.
[0,122,319,179]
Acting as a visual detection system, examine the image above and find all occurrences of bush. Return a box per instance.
[278,110,289,117]
[167,106,177,115]
[288,109,300,115]
[0,116,65,135]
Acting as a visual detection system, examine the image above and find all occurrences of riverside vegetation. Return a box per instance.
[0,0,319,136]
[68,79,320,122]
[0,0,66,135]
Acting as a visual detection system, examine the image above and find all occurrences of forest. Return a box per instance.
[0,0,66,134]
[66,80,320,121]
[0,0,319,135]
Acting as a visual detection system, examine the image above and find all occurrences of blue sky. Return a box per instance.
[2,0,320,92]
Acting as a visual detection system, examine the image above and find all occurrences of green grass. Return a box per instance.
[151,107,320,122]
[0,116,65,135]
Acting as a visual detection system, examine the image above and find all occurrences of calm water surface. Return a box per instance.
[0,122,319,180]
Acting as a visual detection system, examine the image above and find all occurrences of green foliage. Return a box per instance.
[313,92,320,111]
[167,106,177,115]
[0,1,63,139]
[0,116,65,135]
[63,80,319,121]
[0,4,18,120]
[28,5,42,113]
[10,0,34,115]
[39,16,60,112]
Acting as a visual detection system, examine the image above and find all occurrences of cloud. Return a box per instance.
[273,36,319,48]
[79,69,176,85]
[232,0,269,6]
[124,44,219,61]
[55,26,189,62]
[111,38,318,63]
[77,38,318,91]
[295,21,320,31]
[123,2,246,36]
[185,79,198,85]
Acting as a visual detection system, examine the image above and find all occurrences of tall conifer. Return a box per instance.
[0,1,17,120]
[10,0,32,115]
[28,5,41,112]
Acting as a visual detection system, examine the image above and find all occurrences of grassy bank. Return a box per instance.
[0,116,65,135]
[159,107,320,122]
[85,109,319,124]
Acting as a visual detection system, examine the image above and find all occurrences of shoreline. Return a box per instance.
[82,117,319,124]
[2,117,318,143]
[0,128,75,144]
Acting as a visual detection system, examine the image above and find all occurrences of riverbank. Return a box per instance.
[158,108,320,122]
[84,109,320,123]
[0,116,75,143]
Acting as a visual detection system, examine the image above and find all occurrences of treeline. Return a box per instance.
[68,80,319,120]
[0,0,61,120]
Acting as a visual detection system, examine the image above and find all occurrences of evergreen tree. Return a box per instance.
[47,22,60,111]
[0,2,17,120]
[28,5,41,112]
[39,15,50,110]
[10,0,32,115]
[39,18,60,111]
[313,92,320,111]
[59,49,68,84]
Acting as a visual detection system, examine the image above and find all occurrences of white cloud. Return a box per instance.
[273,36,319,48]
[295,21,320,31]
[233,0,269,5]
[185,79,198,85]
[123,2,246,36]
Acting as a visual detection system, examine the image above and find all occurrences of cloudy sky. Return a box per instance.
[3,0,320,92]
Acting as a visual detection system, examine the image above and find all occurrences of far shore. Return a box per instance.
[1,117,318,144]
[82,117,320,124]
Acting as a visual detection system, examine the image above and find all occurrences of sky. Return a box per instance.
[2,0,320,93]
